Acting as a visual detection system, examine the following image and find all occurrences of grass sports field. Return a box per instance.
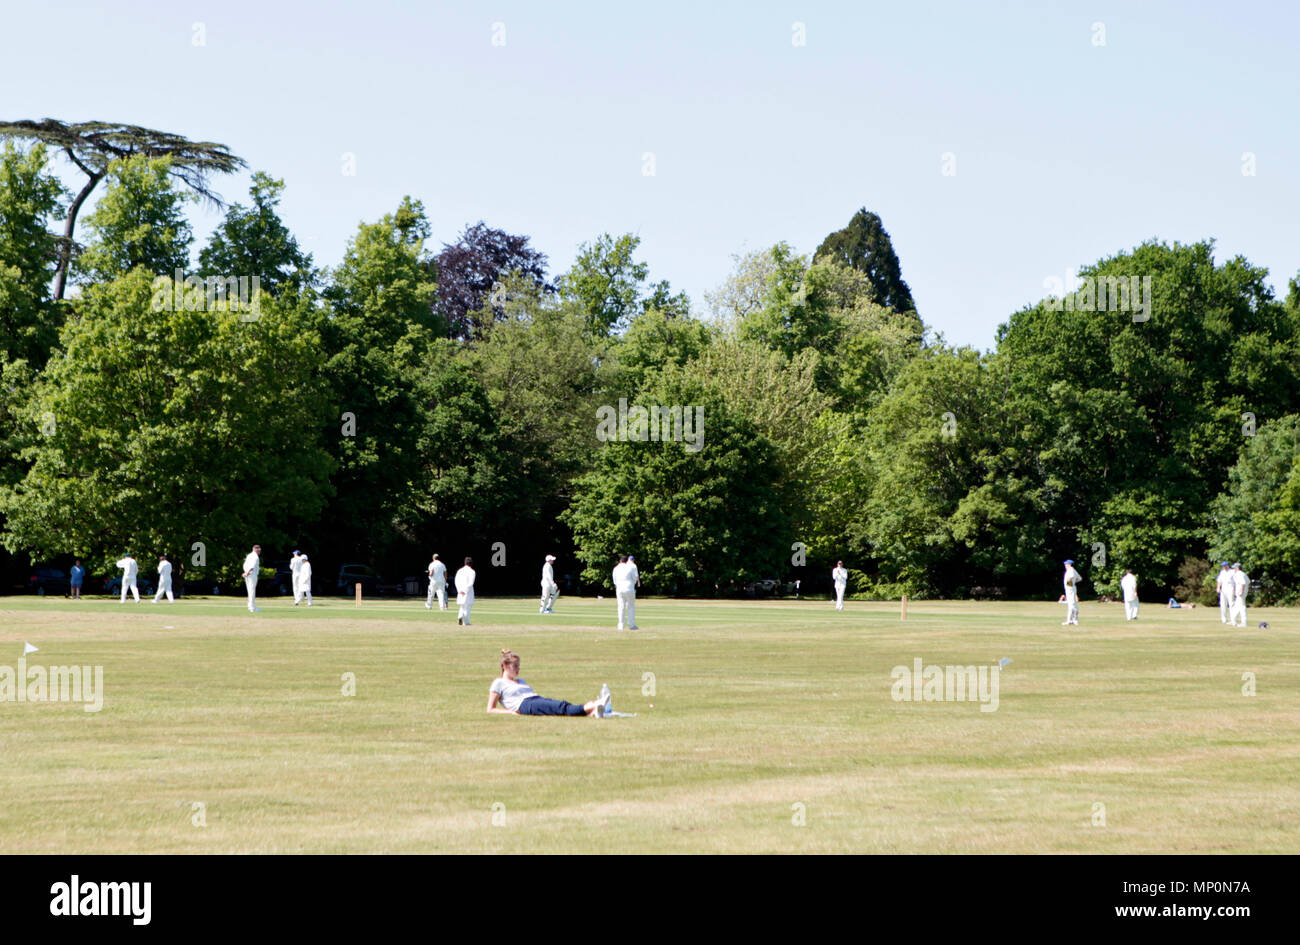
[1,594,1296,854]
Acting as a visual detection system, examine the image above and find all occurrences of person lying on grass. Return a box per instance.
[487,649,605,717]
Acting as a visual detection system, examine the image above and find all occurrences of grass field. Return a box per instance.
[0,594,1296,854]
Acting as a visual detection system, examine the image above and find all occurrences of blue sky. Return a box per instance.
[6,0,1297,348]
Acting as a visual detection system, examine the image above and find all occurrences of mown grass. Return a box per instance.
[0,594,1295,853]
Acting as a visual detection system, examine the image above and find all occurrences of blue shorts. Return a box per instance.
[517,696,586,716]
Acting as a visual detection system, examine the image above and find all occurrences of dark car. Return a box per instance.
[270,560,295,595]
[29,568,71,596]
[337,564,383,597]
[744,578,780,598]
[103,574,156,596]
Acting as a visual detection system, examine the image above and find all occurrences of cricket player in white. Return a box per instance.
[298,554,313,606]
[153,555,174,603]
[1230,562,1249,628]
[1120,569,1138,620]
[613,555,639,629]
[242,544,262,613]
[290,550,305,605]
[540,554,558,614]
[426,554,447,610]
[116,554,140,603]
[1215,562,1232,624]
[1062,559,1081,626]
[832,560,848,610]
[455,556,476,626]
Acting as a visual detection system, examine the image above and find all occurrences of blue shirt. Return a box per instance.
[70,566,85,585]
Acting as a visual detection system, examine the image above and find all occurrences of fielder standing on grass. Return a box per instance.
[427,553,447,611]
[153,555,174,603]
[1230,562,1250,627]
[1216,561,1233,624]
[290,550,304,605]
[243,544,262,613]
[613,554,639,629]
[116,553,140,603]
[298,554,313,606]
[1120,568,1138,620]
[540,554,558,614]
[1062,559,1081,627]
[832,560,848,610]
[455,556,476,626]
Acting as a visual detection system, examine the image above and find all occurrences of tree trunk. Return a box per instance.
[53,169,104,301]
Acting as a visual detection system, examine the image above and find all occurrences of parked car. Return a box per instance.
[337,564,383,596]
[29,567,71,596]
[270,560,295,595]
[744,578,780,598]
[103,574,156,596]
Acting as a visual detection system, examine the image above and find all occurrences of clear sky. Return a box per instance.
[5,0,1297,348]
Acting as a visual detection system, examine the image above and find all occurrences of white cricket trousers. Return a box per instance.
[1230,598,1247,627]
[834,584,846,610]
[457,590,474,625]
[293,573,304,604]
[245,573,258,611]
[1123,597,1138,620]
[540,581,557,612]
[1220,594,1231,623]
[1065,593,1079,624]
[121,577,139,603]
[154,580,173,603]
[617,591,636,629]
[428,580,446,610]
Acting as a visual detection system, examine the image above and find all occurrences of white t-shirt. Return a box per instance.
[832,567,848,586]
[243,552,260,577]
[429,560,446,584]
[116,557,138,579]
[613,562,638,594]
[490,676,537,712]
[1120,573,1137,601]
[455,566,476,594]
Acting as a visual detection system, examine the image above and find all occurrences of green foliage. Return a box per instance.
[617,307,713,394]
[466,287,612,533]
[198,172,315,299]
[1172,556,1217,607]
[407,343,503,528]
[76,156,192,282]
[315,197,440,555]
[563,372,791,594]
[1209,415,1300,600]
[0,142,64,366]
[814,207,915,314]
[0,268,333,575]
[557,232,684,335]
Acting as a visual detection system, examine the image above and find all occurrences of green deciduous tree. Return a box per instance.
[316,197,440,559]
[563,371,791,594]
[1209,415,1300,602]
[76,155,192,283]
[0,268,332,576]
[0,142,64,367]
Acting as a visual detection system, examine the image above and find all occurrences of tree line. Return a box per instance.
[1,126,1298,600]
